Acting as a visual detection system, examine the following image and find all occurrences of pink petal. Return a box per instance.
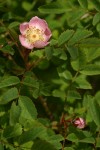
[19,35,34,49]
[44,27,52,42]
[29,16,48,31]
[20,22,29,35]
[34,40,49,48]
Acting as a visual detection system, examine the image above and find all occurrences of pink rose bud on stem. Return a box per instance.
[73,117,86,129]
[19,16,52,49]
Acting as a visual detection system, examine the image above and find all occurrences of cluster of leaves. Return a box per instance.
[0,0,100,149]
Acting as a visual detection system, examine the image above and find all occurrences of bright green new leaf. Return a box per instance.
[0,87,19,105]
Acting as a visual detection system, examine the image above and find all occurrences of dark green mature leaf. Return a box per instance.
[22,76,39,89]
[18,125,46,144]
[67,90,81,100]
[0,76,20,88]
[38,2,70,14]
[0,45,14,55]
[10,102,21,125]
[58,30,74,46]
[18,96,37,121]
[0,88,19,104]
[80,64,100,75]
[3,123,22,139]
[78,0,88,9]
[67,131,95,144]
[32,139,57,150]
[93,13,100,26]
[68,29,93,45]
[88,98,100,127]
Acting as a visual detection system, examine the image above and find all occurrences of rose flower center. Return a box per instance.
[25,27,44,44]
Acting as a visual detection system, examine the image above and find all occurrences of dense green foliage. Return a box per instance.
[0,0,100,149]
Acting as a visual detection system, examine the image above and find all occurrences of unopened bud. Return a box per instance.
[73,117,86,129]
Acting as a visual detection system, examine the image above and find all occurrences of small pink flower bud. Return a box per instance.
[73,117,86,129]
[19,16,52,49]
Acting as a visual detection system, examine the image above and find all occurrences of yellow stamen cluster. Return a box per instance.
[25,27,44,44]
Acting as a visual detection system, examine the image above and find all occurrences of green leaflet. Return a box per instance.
[58,30,74,46]
[0,88,19,105]
[80,64,100,75]
[0,76,20,88]
[68,29,93,45]
[18,96,37,122]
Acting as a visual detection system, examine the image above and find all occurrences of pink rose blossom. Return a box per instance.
[73,117,86,129]
[19,16,52,49]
